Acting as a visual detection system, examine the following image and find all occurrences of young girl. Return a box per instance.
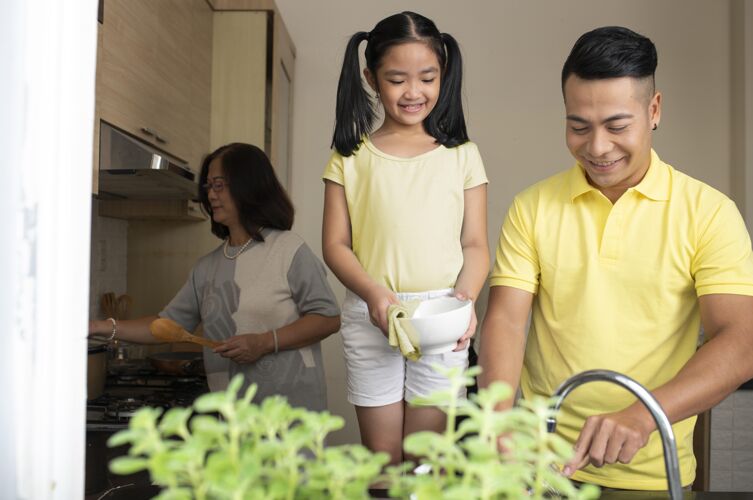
[322,11,489,464]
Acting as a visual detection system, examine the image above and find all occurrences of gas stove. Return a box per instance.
[87,373,208,429]
[85,367,209,498]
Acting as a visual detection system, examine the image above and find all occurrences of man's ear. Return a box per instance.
[649,91,662,130]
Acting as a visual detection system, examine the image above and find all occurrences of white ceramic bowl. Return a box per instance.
[409,296,472,355]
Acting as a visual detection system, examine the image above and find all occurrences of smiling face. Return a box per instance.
[205,157,239,228]
[564,75,661,203]
[365,41,441,131]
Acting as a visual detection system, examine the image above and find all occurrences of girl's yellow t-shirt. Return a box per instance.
[323,138,487,293]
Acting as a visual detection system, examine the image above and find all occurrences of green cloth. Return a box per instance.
[387,300,422,361]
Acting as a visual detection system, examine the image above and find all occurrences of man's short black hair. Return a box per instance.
[561,26,658,92]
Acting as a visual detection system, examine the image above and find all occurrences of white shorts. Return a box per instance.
[340,288,469,407]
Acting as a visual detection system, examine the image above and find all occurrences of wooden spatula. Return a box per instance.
[150,318,222,349]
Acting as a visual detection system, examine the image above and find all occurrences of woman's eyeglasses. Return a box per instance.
[202,178,228,193]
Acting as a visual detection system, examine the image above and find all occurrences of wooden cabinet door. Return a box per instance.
[98,0,160,148]
[269,13,295,190]
[187,0,213,172]
[151,0,193,163]
[210,11,268,151]
[97,0,211,173]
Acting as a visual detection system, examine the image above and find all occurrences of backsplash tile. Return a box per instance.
[710,391,753,492]
[712,470,732,491]
[89,199,127,319]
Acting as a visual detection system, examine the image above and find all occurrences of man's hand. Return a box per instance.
[563,406,653,476]
[214,333,273,364]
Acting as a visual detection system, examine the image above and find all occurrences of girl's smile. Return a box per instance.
[399,102,426,113]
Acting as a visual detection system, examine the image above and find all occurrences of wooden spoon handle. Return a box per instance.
[186,335,221,349]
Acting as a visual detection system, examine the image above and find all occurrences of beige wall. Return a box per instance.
[275,0,737,445]
[731,0,753,234]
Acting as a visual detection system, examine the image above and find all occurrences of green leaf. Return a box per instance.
[193,392,227,413]
[109,456,148,475]
[106,429,138,448]
[542,467,578,497]
[226,373,244,396]
[461,437,498,461]
[152,487,192,500]
[577,483,601,500]
[146,454,170,485]
[129,407,163,429]
[241,381,258,404]
[410,391,455,408]
[158,407,192,437]
[190,415,227,436]
[203,452,237,492]
[475,381,513,406]
[465,364,482,379]
[548,432,576,460]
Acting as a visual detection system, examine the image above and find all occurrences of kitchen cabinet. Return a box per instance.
[90,0,296,319]
[209,0,296,189]
[92,0,212,193]
[123,0,296,318]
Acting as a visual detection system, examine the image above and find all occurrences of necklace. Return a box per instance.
[223,236,254,259]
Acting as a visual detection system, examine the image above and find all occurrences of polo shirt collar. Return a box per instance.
[568,165,596,201]
[568,149,670,202]
[633,149,671,201]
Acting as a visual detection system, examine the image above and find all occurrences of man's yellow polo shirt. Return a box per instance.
[490,150,753,490]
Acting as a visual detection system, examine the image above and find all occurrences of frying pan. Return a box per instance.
[148,351,204,376]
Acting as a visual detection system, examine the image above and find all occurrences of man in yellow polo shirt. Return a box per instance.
[479,26,753,490]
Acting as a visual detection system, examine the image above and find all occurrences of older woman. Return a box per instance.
[89,143,340,411]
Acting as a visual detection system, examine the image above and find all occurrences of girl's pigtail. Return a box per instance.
[331,31,374,156]
[426,33,469,147]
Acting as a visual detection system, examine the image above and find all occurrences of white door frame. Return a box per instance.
[0,1,97,498]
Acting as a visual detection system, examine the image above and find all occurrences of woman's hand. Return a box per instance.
[214,332,273,364]
[453,291,476,351]
[364,285,399,337]
[88,319,109,337]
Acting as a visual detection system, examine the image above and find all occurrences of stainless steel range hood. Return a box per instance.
[98,122,199,200]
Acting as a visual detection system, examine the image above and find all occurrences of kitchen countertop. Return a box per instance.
[96,486,753,499]
[367,489,753,499]
[600,492,753,499]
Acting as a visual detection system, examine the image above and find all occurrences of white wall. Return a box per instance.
[276,0,735,446]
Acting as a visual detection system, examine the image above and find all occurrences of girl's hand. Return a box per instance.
[365,285,399,337]
[453,291,476,351]
[214,333,273,364]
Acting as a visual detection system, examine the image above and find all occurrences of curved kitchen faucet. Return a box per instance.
[547,369,683,500]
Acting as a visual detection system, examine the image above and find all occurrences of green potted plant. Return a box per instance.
[109,368,600,499]
[384,365,599,499]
